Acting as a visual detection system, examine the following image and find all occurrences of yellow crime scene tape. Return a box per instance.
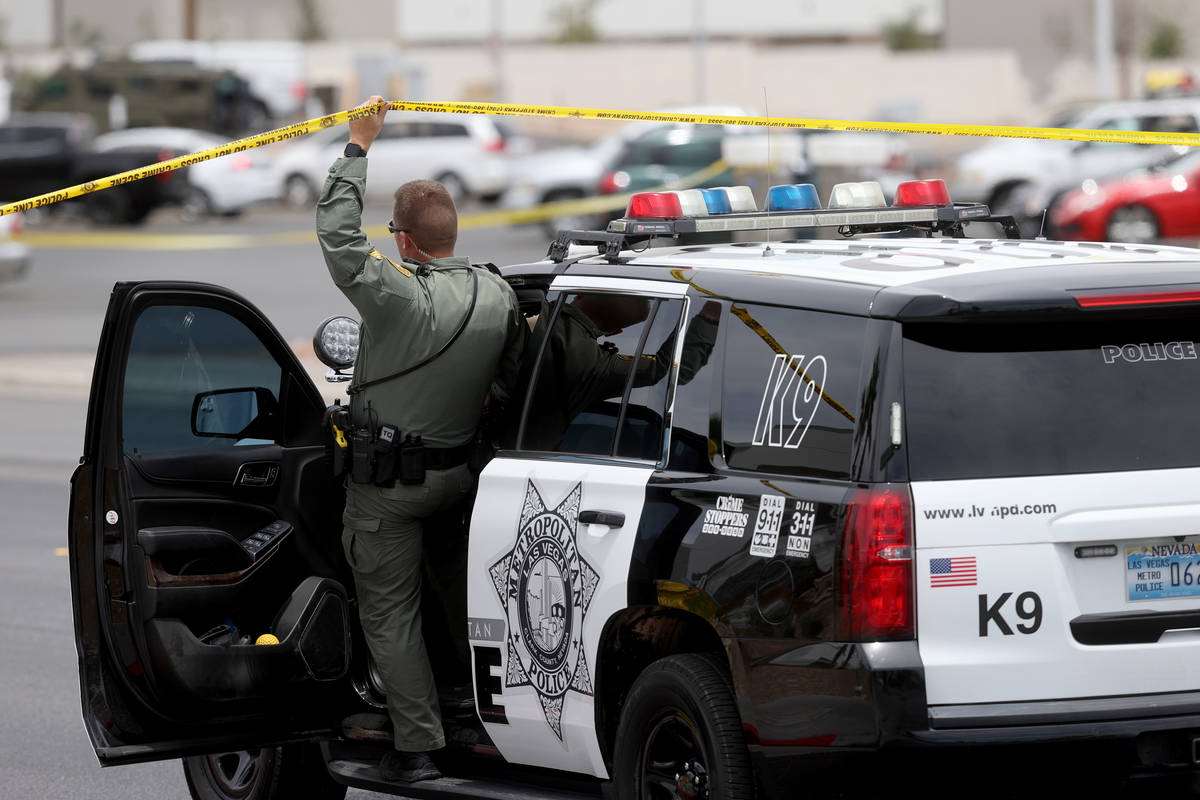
[6,98,1200,222]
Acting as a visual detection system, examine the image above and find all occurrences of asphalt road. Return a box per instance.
[0,201,549,800]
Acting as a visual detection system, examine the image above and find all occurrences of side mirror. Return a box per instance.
[313,316,359,382]
[191,387,279,440]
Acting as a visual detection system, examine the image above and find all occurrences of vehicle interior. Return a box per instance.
[91,289,355,727]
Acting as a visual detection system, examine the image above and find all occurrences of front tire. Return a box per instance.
[434,171,469,204]
[612,654,755,800]
[182,744,346,800]
[283,174,317,208]
[1105,204,1160,243]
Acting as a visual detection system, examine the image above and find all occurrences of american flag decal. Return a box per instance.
[929,556,977,587]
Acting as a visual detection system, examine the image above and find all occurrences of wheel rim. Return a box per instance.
[286,176,313,207]
[1107,206,1158,243]
[205,750,263,797]
[437,174,467,202]
[179,189,209,222]
[639,709,710,800]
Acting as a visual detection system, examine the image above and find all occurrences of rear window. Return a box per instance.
[722,304,866,479]
[903,318,1200,480]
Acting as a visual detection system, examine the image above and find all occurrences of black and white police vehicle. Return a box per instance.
[70,177,1200,799]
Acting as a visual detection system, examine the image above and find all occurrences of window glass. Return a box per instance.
[520,293,673,457]
[903,318,1200,480]
[122,305,282,455]
[429,122,469,137]
[722,305,866,479]
[666,301,722,471]
[617,300,686,460]
[1144,113,1200,133]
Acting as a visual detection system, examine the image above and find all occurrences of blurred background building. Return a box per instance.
[1,0,1197,131]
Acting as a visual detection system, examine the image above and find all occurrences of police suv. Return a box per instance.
[69,177,1200,799]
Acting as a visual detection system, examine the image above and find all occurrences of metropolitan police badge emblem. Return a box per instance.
[489,480,599,740]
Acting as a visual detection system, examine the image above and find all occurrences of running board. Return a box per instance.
[325,757,606,799]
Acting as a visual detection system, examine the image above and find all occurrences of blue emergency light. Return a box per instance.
[766,184,821,211]
[701,188,732,214]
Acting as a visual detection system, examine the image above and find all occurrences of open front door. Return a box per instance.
[69,281,353,765]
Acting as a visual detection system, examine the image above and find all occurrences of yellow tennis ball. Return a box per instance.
[255,633,279,645]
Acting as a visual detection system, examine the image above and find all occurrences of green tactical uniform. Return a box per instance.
[317,155,523,753]
[522,303,718,451]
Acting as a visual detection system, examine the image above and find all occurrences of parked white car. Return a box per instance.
[501,106,754,234]
[0,212,30,282]
[951,97,1200,213]
[91,127,278,220]
[272,112,509,207]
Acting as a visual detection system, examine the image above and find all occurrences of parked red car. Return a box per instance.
[1050,151,1200,242]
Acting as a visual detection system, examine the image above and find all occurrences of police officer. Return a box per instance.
[317,96,523,783]
[521,295,719,451]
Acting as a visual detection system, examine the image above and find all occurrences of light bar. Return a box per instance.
[829,181,886,209]
[1074,288,1200,308]
[767,184,821,211]
[893,179,951,208]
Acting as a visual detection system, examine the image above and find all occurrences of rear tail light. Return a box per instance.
[155,149,175,183]
[231,153,252,171]
[839,485,915,640]
[483,137,506,153]
[598,171,631,195]
[885,151,910,173]
[9,214,22,235]
[1073,287,1200,308]
[290,80,308,101]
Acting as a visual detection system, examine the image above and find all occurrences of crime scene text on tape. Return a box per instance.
[5,99,1200,219]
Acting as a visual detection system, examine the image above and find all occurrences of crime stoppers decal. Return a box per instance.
[489,480,599,740]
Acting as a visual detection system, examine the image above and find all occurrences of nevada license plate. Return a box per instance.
[1126,540,1200,601]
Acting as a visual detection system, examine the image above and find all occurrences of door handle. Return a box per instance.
[234,462,279,488]
[579,510,625,528]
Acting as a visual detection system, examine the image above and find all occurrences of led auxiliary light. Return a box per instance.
[766,183,821,211]
[893,179,952,207]
[314,315,360,370]
[828,181,887,210]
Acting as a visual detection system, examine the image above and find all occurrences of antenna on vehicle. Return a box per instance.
[1036,208,1049,240]
[762,87,775,258]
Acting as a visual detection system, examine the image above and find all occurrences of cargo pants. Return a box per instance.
[341,463,473,752]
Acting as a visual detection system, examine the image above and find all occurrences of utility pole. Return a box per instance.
[490,0,505,101]
[692,0,706,105]
[1094,0,1115,100]
[184,0,198,40]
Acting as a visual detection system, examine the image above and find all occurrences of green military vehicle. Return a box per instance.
[23,60,269,135]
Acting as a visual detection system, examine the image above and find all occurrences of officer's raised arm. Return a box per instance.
[316,96,416,319]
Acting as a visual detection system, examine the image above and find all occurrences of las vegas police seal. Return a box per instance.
[490,480,598,740]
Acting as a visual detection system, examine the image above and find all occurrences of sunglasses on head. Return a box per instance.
[386,220,404,234]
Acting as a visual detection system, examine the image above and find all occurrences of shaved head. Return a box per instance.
[392,179,458,256]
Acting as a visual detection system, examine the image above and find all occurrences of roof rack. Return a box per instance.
[547,203,1022,264]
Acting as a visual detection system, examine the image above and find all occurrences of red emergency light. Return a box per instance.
[626,192,684,219]
[892,179,952,208]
